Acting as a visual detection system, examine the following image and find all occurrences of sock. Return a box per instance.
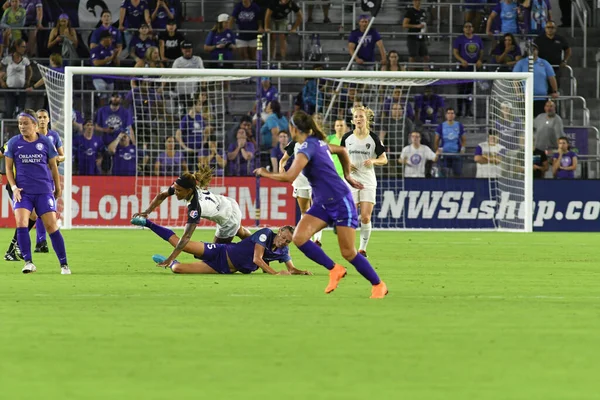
[312,229,322,243]
[146,219,175,241]
[297,241,335,270]
[35,218,47,244]
[359,222,372,252]
[350,252,381,285]
[16,227,32,262]
[49,230,68,265]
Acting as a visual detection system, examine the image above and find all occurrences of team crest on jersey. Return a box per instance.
[259,234,267,242]
[36,143,44,151]
[298,142,308,150]
[366,143,371,149]
[189,210,199,219]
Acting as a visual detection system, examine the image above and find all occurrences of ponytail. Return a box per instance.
[290,110,327,141]
[194,164,214,189]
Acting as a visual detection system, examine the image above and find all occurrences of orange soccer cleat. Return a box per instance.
[370,281,388,299]
[325,264,347,294]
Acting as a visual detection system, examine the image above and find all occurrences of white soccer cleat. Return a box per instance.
[61,265,72,275]
[22,261,37,274]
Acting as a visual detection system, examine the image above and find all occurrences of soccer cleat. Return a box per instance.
[130,216,147,226]
[152,254,179,269]
[324,264,347,294]
[61,265,72,275]
[370,281,389,299]
[34,240,49,253]
[358,249,368,258]
[314,240,322,248]
[14,244,23,260]
[4,250,20,261]
[22,261,37,274]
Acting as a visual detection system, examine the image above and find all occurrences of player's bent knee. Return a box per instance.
[340,247,357,261]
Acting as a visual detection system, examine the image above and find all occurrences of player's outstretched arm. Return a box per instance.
[159,222,197,267]
[328,144,364,190]
[133,188,172,218]
[252,244,288,275]
[285,260,312,275]
[254,153,308,183]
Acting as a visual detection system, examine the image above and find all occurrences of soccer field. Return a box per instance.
[0,229,598,399]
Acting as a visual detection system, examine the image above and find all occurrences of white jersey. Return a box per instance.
[475,141,506,178]
[171,186,234,226]
[341,130,386,187]
[401,144,437,178]
[284,141,311,190]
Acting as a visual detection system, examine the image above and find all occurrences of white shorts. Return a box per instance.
[236,39,257,48]
[214,199,242,239]
[293,187,312,199]
[351,186,377,204]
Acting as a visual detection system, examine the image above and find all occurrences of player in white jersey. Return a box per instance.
[399,131,441,178]
[474,131,506,178]
[279,140,323,246]
[340,105,387,257]
[131,165,252,243]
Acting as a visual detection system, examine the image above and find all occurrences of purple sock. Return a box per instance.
[297,241,335,270]
[16,227,32,262]
[146,219,175,241]
[350,252,381,285]
[49,230,68,265]
[35,218,47,243]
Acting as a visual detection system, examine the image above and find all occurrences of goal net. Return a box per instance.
[43,67,533,231]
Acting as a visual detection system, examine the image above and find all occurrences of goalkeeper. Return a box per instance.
[131,166,251,244]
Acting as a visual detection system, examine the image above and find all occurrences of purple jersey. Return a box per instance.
[121,0,149,29]
[383,96,415,120]
[179,114,205,150]
[553,151,576,179]
[156,151,184,176]
[112,144,138,176]
[232,1,262,41]
[492,42,522,63]
[90,26,123,47]
[74,135,104,175]
[261,85,278,104]
[129,35,157,59]
[95,105,133,136]
[152,5,176,30]
[225,228,291,273]
[44,129,63,150]
[227,141,255,176]
[414,94,445,124]
[90,45,116,83]
[348,28,381,62]
[204,29,235,61]
[297,136,351,204]
[5,134,58,194]
[20,0,41,25]
[453,35,484,64]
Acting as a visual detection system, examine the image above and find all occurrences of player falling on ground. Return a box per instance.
[150,224,311,275]
[279,140,323,246]
[254,110,388,298]
[341,105,387,258]
[131,166,252,244]
[3,110,71,274]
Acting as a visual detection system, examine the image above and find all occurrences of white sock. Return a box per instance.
[313,229,323,242]
[359,222,372,252]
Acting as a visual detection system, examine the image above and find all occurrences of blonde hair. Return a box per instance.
[351,104,375,130]
[194,165,214,189]
[144,46,159,64]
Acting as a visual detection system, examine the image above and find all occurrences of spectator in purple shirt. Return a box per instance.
[90,10,124,59]
[491,33,522,72]
[150,0,176,30]
[348,14,386,71]
[108,132,147,176]
[73,119,104,175]
[453,22,484,117]
[230,0,263,62]
[414,86,445,125]
[382,87,415,121]
[552,136,577,179]
[155,135,188,176]
[95,92,135,145]
[270,131,288,172]
[90,31,119,104]
[227,127,255,176]
[119,0,152,55]
[204,13,236,68]
[198,130,226,176]
[129,23,157,63]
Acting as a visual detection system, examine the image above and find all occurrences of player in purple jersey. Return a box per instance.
[254,111,388,298]
[3,110,70,274]
[150,225,310,275]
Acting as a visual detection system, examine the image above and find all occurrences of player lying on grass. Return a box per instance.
[131,166,251,243]
[148,223,311,275]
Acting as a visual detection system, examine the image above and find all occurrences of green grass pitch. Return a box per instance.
[0,228,599,399]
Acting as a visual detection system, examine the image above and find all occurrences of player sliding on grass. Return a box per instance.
[149,224,311,275]
[130,165,252,243]
[254,110,388,298]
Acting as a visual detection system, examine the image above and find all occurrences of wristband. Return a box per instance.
[11,185,18,191]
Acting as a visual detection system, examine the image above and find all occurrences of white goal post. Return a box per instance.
[59,67,534,232]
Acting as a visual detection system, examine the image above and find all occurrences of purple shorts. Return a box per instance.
[13,193,57,216]
[306,193,358,229]
[195,243,232,274]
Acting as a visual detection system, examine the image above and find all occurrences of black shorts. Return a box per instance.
[407,37,428,58]
[5,183,13,201]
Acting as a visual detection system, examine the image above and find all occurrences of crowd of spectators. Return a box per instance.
[0,0,580,179]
